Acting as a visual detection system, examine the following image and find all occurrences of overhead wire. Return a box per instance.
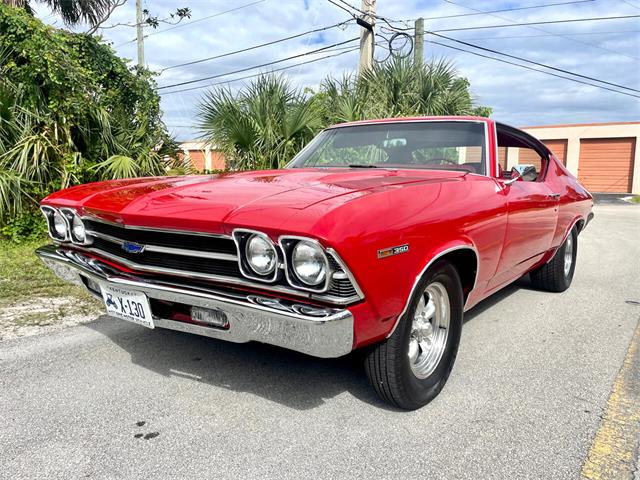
[161,45,361,95]
[159,20,353,73]
[427,39,640,98]
[158,38,360,91]
[426,31,640,93]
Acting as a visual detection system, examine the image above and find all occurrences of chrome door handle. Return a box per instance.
[547,193,561,199]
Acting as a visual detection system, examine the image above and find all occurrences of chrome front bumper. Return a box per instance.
[36,245,354,358]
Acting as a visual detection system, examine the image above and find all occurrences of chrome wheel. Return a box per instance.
[408,282,450,379]
[564,234,573,277]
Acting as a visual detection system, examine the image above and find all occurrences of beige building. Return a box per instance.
[179,141,225,172]
[518,121,639,194]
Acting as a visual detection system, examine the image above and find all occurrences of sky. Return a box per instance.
[36,0,640,141]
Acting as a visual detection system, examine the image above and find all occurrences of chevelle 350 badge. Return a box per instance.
[378,243,409,259]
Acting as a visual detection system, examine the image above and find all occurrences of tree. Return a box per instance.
[319,57,491,124]
[198,74,323,171]
[3,0,116,27]
[2,0,191,33]
[197,57,492,169]
[0,4,176,226]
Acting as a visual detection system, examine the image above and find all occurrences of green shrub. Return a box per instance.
[0,210,47,243]
[0,4,177,235]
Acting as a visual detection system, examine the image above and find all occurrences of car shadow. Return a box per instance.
[87,276,533,411]
[88,316,386,411]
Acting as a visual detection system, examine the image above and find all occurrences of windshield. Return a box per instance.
[288,121,487,174]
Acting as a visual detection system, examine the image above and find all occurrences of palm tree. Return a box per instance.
[198,74,323,170]
[3,0,115,27]
[320,57,488,124]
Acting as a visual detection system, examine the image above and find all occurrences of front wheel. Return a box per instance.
[364,261,463,410]
[530,227,577,292]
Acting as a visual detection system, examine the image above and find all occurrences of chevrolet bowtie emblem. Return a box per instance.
[122,241,145,254]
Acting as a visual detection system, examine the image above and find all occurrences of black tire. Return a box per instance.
[530,227,577,292]
[364,261,464,410]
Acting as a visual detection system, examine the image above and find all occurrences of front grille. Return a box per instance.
[82,218,362,304]
[84,220,236,255]
[91,237,242,277]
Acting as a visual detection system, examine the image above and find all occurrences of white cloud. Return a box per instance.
[34,0,640,140]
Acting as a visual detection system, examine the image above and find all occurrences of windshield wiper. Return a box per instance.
[347,164,379,168]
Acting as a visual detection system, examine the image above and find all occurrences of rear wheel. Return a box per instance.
[364,261,463,410]
[530,227,577,292]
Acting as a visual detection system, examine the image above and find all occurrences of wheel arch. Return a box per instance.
[386,244,479,339]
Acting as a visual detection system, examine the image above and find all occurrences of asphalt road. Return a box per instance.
[1,205,639,480]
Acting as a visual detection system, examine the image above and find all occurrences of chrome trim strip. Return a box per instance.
[278,235,332,294]
[386,245,480,339]
[35,245,354,358]
[82,214,232,239]
[71,245,361,305]
[87,230,238,261]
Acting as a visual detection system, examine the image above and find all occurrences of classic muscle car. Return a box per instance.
[36,116,593,410]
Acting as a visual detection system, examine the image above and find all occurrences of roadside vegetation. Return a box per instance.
[0,4,181,239]
[199,59,491,171]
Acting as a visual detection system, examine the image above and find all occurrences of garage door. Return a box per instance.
[542,139,567,165]
[578,138,636,193]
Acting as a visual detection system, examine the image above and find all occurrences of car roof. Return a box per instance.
[328,116,494,129]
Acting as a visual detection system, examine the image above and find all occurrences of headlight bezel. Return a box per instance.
[279,236,332,293]
[245,233,278,277]
[232,229,280,283]
[41,206,69,242]
[41,206,92,245]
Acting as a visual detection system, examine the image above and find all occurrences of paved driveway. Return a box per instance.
[1,205,639,479]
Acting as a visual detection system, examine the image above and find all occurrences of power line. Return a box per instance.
[409,0,597,22]
[115,0,265,47]
[431,14,640,33]
[158,38,360,90]
[459,30,640,41]
[161,45,360,96]
[427,31,640,93]
[427,39,640,98]
[160,20,353,72]
[438,0,638,61]
[620,0,640,9]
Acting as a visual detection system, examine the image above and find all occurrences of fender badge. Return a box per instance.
[377,243,409,259]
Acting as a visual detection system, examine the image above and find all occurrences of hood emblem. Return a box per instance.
[122,241,145,254]
[378,243,409,259]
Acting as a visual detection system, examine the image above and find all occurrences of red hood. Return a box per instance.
[43,169,466,233]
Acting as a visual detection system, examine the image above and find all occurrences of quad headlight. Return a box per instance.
[245,234,277,276]
[41,206,91,244]
[71,215,86,243]
[291,240,328,286]
[52,210,68,239]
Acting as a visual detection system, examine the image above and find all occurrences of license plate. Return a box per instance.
[100,284,154,329]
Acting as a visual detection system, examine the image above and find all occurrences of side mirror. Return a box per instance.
[504,165,537,185]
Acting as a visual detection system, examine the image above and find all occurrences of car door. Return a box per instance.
[489,127,560,290]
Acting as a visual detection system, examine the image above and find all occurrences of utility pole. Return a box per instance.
[414,17,424,64]
[136,0,145,67]
[358,0,376,73]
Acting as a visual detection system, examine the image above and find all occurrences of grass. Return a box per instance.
[629,196,640,204]
[0,237,97,308]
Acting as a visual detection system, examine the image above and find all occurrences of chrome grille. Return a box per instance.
[84,219,236,255]
[81,218,363,305]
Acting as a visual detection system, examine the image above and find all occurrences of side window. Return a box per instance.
[496,125,549,182]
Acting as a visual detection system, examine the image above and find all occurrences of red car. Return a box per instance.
[36,116,593,410]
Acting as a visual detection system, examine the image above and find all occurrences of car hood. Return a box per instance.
[43,168,467,233]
